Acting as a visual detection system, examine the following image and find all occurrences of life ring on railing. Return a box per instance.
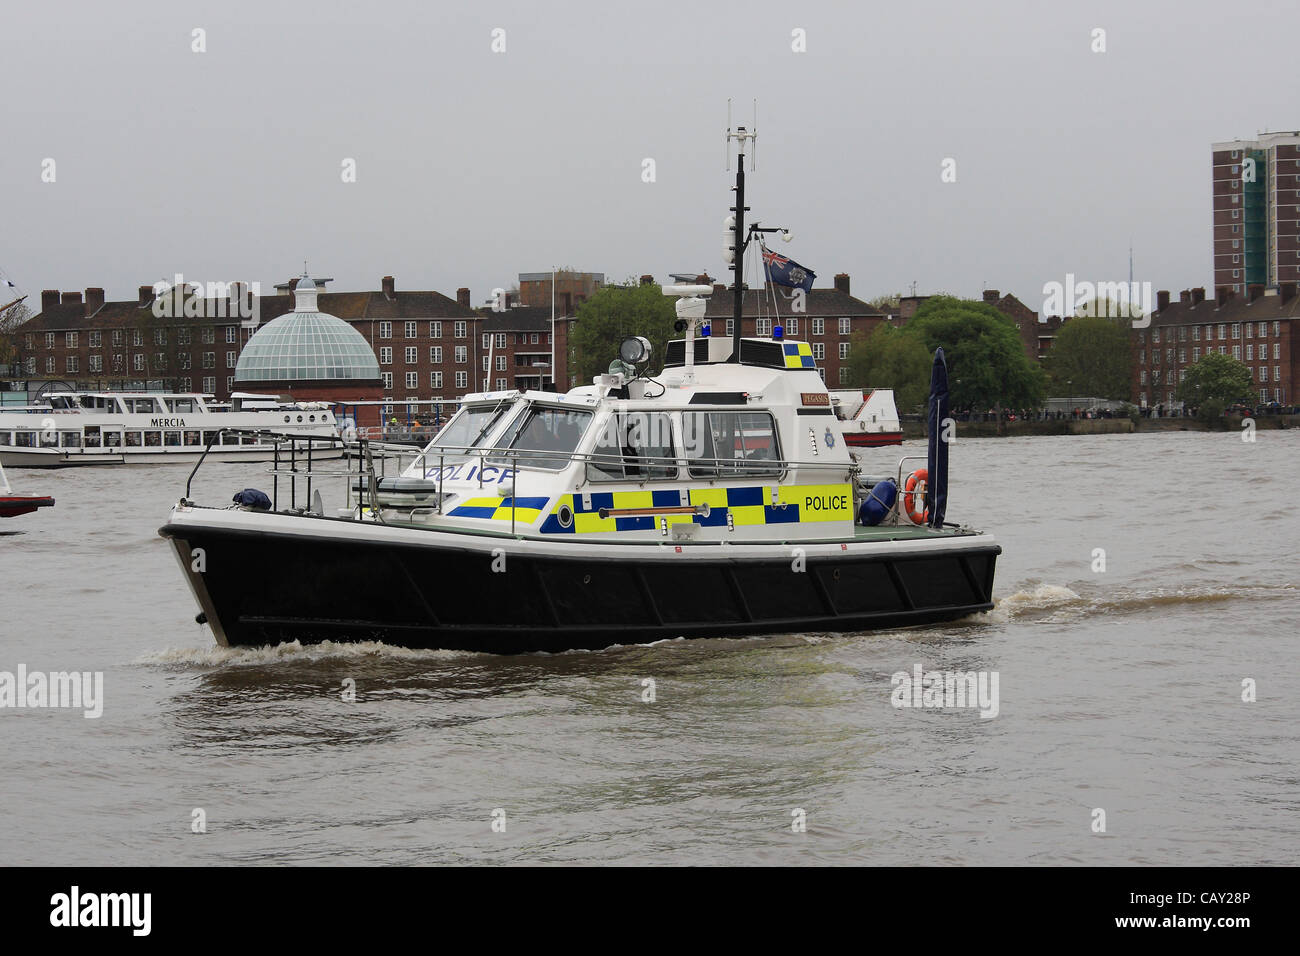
[903,468,929,525]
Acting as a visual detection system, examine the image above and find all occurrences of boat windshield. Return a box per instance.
[425,401,514,455]
[488,404,594,471]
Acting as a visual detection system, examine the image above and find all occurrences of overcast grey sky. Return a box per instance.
[3,0,1297,313]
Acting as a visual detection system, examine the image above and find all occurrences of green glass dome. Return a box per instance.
[235,284,380,383]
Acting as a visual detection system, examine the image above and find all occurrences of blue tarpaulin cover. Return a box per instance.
[232,488,272,510]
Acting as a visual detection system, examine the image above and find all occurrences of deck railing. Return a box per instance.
[181,429,939,531]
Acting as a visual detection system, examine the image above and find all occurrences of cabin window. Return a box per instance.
[0,432,11,446]
[40,430,59,448]
[60,431,82,448]
[15,432,35,447]
[125,432,143,447]
[144,431,162,447]
[683,411,782,479]
[490,406,593,470]
[84,427,102,447]
[103,432,122,447]
[588,412,677,481]
[431,402,513,453]
[173,399,195,413]
[184,430,202,446]
[203,431,221,446]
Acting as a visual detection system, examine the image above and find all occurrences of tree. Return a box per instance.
[569,280,677,383]
[0,301,32,369]
[845,323,931,411]
[1177,352,1254,408]
[1042,315,1132,399]
[866,293,902,313]
[902,296,1045,414]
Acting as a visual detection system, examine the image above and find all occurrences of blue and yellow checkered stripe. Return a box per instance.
[448,495,550,523]
[537,484,852,534]
[783,341,815,369]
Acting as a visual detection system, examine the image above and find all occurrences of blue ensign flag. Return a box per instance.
[761,243,816,292]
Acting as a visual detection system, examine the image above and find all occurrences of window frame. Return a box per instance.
[586,410,680,482]
[683,409,783,480]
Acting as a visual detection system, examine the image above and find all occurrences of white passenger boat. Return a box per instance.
[159,124,1000,654]
[0,391,341,467]
[831,389,903,447]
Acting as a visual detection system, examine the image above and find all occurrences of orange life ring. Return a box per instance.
[903,468,929,524]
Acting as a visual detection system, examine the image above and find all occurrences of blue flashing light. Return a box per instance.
[772,324,784,340]
[700,324,711,337]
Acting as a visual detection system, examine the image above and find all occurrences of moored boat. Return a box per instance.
[832,388,903,447]
[0,461,54,517]
[0,391,342,467]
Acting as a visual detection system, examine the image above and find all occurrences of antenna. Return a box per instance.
[725,99,731,171]
[752,99,758,171]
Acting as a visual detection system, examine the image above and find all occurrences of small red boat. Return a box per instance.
[0,462,54,518]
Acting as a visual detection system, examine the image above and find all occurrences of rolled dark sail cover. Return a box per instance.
[232,488,272,510]
[925,348,949,527]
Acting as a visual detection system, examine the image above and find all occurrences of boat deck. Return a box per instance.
[852,522,971,541]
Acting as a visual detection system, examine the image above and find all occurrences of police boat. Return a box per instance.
[159,299,999,654]
[159,128,999,654]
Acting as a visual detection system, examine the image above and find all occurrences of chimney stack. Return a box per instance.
[1280,283,1297,304]
[1179,290,1191,304]
[639,274,654,285]
[1157,290,1170,311]
[84,287,105,315]
[1215,286,1231,306]
[1247,283,1264,302]
[139,285,153,306]
[456,287,470,309]
[982,288,999,303]
[713,283,727,296]
[1191,287,1206,305]
[835,273,851,296]
[382,275,395,297]
[41,290,60,312]
[61,291,82,306]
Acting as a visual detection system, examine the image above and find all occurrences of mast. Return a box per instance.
[731,140,746,362]
[726,118,754,363]
[724,104,788,362]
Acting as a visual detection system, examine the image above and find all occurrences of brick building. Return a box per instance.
[10,276,483,413]
[1212,132,1300,294]
[1130,284,1299,409]
[516,271,603,311]
[10,268,888,403]
[703,273,884,386]
[475,308,559,392]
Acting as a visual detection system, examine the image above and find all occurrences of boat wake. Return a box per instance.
[968,581,1295,626]
[968,584,1082,624]
[134,639,478,669]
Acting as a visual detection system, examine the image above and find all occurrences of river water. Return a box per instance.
[1,430,1296,865]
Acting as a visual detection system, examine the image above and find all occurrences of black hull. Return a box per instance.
[160,523,999,655]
